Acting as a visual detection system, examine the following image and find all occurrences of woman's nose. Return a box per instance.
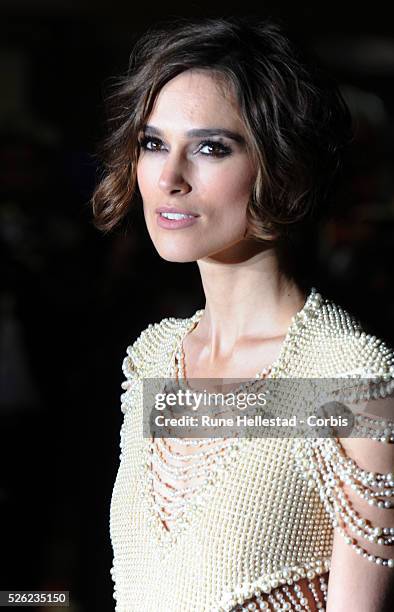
[158,157,192,195]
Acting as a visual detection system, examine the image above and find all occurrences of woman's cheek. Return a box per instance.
[137,157,162,198]
[202,162,253,211]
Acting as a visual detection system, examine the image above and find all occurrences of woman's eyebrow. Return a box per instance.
[143,124,245,144]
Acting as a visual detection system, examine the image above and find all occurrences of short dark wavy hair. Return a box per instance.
[92,16,353,246]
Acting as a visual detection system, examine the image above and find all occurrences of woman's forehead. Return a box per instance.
[147,70,245,133]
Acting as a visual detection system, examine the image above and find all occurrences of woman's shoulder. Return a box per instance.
[288,289,394,378]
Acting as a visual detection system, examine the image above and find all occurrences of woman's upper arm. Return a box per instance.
[328,523,394,611]
[325,435,394,611]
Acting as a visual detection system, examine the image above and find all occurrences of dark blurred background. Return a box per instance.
[1,1,394,610]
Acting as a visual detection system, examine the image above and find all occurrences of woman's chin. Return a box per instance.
[153,239,252,264]
[155,245,202,263]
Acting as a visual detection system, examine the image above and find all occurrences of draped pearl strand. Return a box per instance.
[295,437,394,568]
[148,330,273,531]
[231,572,329,610]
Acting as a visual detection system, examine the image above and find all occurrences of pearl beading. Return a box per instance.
[353,413,394,444]
[145,317,276,536]
[143,308,275,537]
[294,437,394,567]
[110,287,394,611]
[233,572,329,611]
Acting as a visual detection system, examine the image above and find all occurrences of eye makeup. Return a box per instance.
[139,134,233,158]
[142,123,245,141]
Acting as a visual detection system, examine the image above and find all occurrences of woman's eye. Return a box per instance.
[139,136,165,152]
[139,136,231,157]
[198,141,232,157]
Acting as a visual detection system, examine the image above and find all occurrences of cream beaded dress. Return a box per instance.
[109,288,394,611]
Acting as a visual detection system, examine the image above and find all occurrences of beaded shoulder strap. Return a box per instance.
[122,312,200,380]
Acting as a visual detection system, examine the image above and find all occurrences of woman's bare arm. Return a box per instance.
[327,528,394,611]
[326,435,394,611]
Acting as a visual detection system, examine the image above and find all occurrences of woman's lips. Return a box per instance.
[156,212,199,229]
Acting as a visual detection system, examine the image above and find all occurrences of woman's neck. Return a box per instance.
[195,243,307,358]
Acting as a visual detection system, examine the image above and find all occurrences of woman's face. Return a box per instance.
[137,70,257,263]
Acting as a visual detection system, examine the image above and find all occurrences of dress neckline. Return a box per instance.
[171,286,322,381]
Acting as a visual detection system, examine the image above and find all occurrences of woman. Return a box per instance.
[92,17,394,611]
